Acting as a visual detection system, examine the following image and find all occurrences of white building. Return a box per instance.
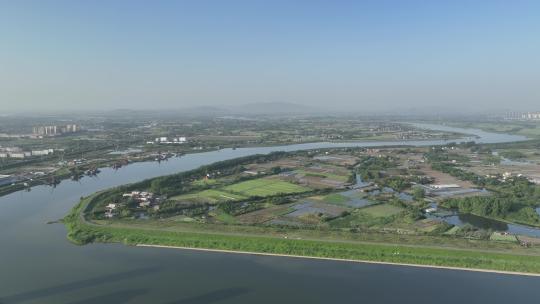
[9,153,26,159]
[32,149,52,156]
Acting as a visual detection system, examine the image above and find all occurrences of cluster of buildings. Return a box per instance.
[123,191,163,208]
[32,124,79,136]
[505,112,540,120]
[105,191,163,218]
[484,172,540,185]
[104,203,118,218]
[0,147,55,159]
[147,136,187,145]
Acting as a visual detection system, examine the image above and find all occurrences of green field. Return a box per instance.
[360,204,404,217]
[222,178,310,197]
[171,177,310,203]
[321,193,349,204]
[191,179,218,187]
[171,189,246,203]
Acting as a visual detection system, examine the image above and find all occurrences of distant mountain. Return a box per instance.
[179,106,228,116]
[229,102,321,115]
[177,102,322,116]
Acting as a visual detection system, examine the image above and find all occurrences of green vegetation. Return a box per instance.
[322,193,349,204]
[329,209,396,229]
[412,187,425,201]
[191,179,218,187]
[490,232,518,243]
[295,169,350,182]
[500,150,527,160]
[171,189,247,203]
[361,204,404,218]
[222,178,310,197]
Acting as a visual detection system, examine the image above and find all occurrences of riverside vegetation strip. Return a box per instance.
[64,145,540,274]
[65,195,540,275]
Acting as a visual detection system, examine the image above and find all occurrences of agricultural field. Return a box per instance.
[235,204,294,225]
[311,191,376,208]
[222,178,311,197]
[490,232,518,243]
[171,189,247,204]
[360,204,404,217]
[171,177,309,205]
[280,164,353,189]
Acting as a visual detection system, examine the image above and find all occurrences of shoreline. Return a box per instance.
[136,244,540,278]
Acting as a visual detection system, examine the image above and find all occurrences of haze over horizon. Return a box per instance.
[1,1,539,113]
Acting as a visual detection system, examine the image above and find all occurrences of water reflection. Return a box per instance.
[67,289,149,304]
[166,287,251,304]
[0,267,160,303]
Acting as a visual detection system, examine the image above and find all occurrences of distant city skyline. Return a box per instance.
[1,1,539,113]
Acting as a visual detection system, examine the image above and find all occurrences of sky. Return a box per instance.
[1,0,539,113]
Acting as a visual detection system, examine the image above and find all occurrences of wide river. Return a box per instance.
[1,124,538,304]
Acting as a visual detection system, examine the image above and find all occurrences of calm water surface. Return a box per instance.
[1,125,538,304]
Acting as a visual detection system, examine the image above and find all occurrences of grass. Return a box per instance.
[171,189,246,203]
[322,193,349,204]
[213,211,238,224]
[222,178,310,197]
[360,204,404,218]
[192,179,218,187]
[172,177,310,204]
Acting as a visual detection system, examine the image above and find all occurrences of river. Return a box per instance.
[1,124,538,304]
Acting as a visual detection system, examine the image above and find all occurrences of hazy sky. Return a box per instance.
[1,1,539,113]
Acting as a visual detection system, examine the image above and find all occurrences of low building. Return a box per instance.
[32,149,52,156]
[122,190,162,208]
[104,203,117,218]
[9,153,26,159]
[428,184,460,190]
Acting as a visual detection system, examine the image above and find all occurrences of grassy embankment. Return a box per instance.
[64,195,540,274]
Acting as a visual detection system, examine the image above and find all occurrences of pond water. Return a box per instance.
[428,208,540,238]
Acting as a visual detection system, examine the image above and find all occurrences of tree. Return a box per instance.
[412,187,425,201]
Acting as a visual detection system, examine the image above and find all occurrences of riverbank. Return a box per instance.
[136,244,540,277]
[65,195,540,275]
